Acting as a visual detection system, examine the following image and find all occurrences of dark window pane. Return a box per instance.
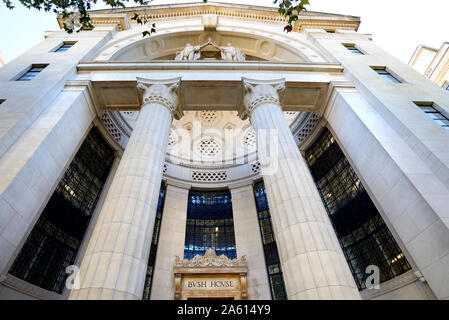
[142,183,166,300]
[253,181,287,300]
[184,190,237,260]
[305,128,411,291]
[9,128,114,294]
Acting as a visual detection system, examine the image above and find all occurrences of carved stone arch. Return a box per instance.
[94,23,329,62]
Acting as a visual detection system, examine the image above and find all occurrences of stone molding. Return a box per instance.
[136,77,183,120]
[240,77,285,120]
[360,271,422,300]
[0,274,62,300]
[174,248,247,268]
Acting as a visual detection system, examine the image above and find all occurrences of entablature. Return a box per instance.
[73,60,343,114]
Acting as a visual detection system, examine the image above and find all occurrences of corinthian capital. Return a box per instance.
[137,77,183,120]
[239,77,285,120]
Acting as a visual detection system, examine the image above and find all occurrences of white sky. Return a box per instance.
[0,0,448,63]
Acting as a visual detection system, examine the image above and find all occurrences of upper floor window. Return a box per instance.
[372,67,402,84]
[343,44,364,55]
[415,102,449,131]
[53,42,76,53]
[16,65,48,81]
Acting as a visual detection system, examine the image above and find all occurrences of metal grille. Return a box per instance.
[184,190,236,260]
[142,183,167,300]
[253,181,287,300]
[9,128,114,294]
[305,128,411,290]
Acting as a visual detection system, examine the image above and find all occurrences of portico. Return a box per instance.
[1,2,448,301]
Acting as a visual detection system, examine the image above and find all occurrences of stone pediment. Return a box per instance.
[174,248,247,268]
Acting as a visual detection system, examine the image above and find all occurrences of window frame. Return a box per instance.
[371,66,403,84]
[342,43,365,55]
[51,41,77,53]
[14,64,48,81]
[414,101,449,131]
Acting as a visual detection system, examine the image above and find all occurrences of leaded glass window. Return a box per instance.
[305,128,411,290]
[142,183,167,300]
[253,181,287,300]
[9,128,114,294]
[184,190,236,260]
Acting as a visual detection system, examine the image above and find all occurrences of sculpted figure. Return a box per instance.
[174,40,211,61]
[213,42,246,61]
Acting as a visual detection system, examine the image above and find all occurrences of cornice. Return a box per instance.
[77,61,344,73]
[57,2,360,33]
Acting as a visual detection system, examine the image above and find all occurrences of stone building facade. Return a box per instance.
[0,2,448,300]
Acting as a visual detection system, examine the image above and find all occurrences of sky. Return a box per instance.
[0,0,448,63]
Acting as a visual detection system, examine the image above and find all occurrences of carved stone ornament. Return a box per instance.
[174,38,246,61]
[174,248,247,268]
[136,77,183,120]
[239,77,286,120]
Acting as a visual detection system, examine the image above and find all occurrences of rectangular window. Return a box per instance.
[16,65,48,81]
[305,128,411,291]
[253,181,287,300]
[415,102,449,131]
[372,67,402,84]
[343,44,364,55]
[9,128,115,294]
[53,42,76,53]
[184,190,236,260]
[142,183,167,300]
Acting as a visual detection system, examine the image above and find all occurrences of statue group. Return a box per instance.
[174,38,246,61]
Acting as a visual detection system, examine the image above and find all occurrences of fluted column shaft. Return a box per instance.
[242,78,360,300]
[70,78,181,300]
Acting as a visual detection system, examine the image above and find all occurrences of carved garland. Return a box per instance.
[174,248,247,268]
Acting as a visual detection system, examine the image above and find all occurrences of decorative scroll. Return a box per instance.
[174,248,247,268]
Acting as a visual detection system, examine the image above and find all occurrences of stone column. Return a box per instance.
[150,181,190,300]
[230,182,271,300]
[239,78,360,300]
[69,77,182,300]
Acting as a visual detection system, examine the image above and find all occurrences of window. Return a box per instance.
[9,128,115,294]
[53,42,76,53]
[184,190,236,260]
[16,65,48,81]
[372,67,401,84]
[415,103,449,131]
[325,29,335,33]
[305,128,411,290]
[142,183,167,300]
[253,181,287,300]
[343,44,364,55]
